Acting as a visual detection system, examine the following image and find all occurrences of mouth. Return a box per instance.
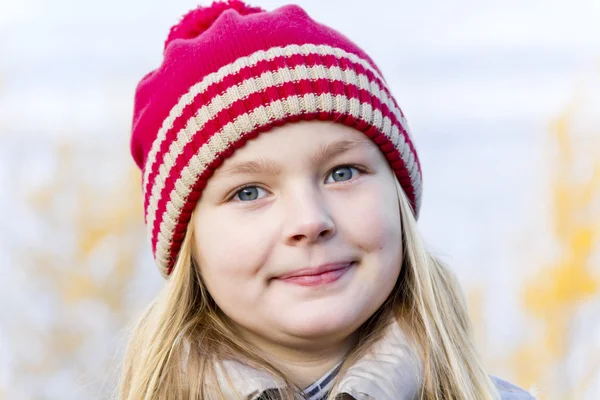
[274,261,357,287]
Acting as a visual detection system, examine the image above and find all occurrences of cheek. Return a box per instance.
[335,181,402,252]
[192,208,275,296]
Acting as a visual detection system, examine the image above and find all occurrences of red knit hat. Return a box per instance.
[131,0,423,277]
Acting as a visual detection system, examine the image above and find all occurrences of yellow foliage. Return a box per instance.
[514,74,600,398]
[525,259,597,314]
[511,345,552,399]
[16,142,145,394]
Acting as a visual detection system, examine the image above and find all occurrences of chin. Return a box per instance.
[279,307,367,341]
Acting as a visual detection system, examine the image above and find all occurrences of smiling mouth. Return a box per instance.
[275,261,356,287]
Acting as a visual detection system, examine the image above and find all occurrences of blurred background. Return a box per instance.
[1,0,599,398]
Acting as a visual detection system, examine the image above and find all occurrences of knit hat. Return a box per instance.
[131,0,423,277]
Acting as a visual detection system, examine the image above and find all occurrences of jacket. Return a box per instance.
[213,322,535,400]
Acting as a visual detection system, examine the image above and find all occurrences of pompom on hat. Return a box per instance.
[131,0,423,277]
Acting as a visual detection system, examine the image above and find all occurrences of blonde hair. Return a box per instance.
[119,177,500,400]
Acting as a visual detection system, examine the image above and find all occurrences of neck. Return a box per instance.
[238,329,355,388]
[268,341,350,388]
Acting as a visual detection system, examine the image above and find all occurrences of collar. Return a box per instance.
[213,320,423,400]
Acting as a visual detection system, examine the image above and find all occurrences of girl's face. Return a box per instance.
[193,121,402,348]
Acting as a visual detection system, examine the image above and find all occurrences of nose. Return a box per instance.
[283,185,336,246]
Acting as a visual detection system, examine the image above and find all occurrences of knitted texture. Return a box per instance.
[131,1,423,277]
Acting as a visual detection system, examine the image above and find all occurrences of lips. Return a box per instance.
[275,261,355,287]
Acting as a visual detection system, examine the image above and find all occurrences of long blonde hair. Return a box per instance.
[119,177,500,400]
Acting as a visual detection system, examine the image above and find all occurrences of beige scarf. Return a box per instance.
[213,320,423,400]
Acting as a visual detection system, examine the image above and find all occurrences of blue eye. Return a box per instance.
[326,166,359,183]
[233,186,268,202]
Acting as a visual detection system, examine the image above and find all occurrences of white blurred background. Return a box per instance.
[1,0,599,398]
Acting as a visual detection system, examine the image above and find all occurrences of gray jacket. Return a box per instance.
[212,322,535,399]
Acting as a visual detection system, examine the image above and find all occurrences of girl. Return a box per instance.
[121,1,535,399]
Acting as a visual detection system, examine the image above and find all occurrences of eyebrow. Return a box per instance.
[215,138,371,178]
[217,158,282,177]
[311,138,370,165]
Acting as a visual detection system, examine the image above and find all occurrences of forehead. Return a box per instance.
[223,120,375,161]
[210,121,378,180]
